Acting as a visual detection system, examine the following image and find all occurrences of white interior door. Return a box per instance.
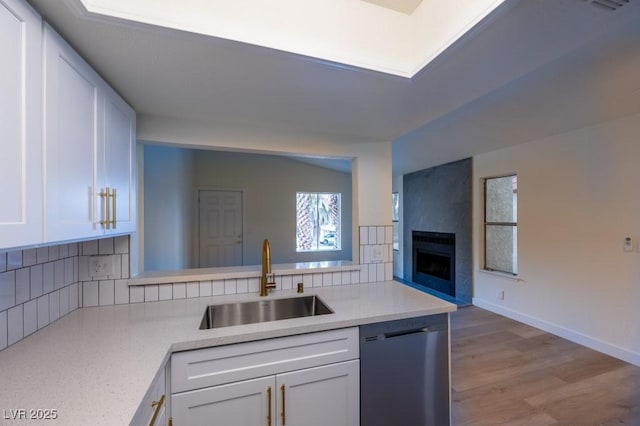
[198,190,243,267]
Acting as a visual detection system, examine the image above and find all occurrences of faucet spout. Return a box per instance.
[260,239,276,296]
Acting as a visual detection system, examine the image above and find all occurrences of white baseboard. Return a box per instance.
[472,297,640,367]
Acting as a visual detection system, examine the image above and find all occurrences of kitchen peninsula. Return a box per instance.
[0,281,455,425]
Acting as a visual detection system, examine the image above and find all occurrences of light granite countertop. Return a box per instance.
[0,281,456,425]
[128,260,360,285]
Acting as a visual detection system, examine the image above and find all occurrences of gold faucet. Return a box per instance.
[260,239,276,296]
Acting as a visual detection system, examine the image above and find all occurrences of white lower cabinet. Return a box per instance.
[172,361,359,426]
[276,360,359,426]
[131,363,170,426]
[171,328,360,426]
[172,375,273,425]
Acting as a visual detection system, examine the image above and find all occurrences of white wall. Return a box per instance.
[473,112,640,365]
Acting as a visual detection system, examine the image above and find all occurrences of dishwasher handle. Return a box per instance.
[362,327,430,343]
[386,327,430,339]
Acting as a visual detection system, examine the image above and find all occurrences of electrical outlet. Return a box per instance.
[89,255,113,278]
[496,290,505,300]
[371,245,383,263]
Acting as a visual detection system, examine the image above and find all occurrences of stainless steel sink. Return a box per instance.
[199,295,333,329]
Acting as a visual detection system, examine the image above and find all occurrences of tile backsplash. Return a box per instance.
[359,225,394,283]
[0,235,129,351]
[0,241,81,351]
[1,224,394,351]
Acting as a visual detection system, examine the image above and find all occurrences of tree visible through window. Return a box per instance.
[296,192,341,252]
[484,175,518,274]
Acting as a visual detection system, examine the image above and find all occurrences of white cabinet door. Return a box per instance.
[0,0,43,249]
[172,376,275,426]
[276,360,360,426]
[43,23,103,242]
[101,85,136,234]
[131,364,170,426]
[44,23,137,243]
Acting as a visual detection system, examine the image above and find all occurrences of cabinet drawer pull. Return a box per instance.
[112,187,117,228]
[149,394,165,426]
[281,384,286,425]
[99,187,111,229]
[267,386,272,426]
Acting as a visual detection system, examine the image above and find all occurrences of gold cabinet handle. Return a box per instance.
[149,394,165,426]
[281,384,286,425]
[267,386,272,426]
[112,187,117,229]
[99,187,111,229]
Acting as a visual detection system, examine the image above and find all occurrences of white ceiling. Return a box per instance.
[28,0,640,175]
[360,0,424,15]
[74,0,507,76]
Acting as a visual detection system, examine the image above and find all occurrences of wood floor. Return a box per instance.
[450,306,640,426]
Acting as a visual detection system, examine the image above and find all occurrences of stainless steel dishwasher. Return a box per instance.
[360,313,450,426]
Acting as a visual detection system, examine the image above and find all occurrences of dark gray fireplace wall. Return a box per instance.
[403,158,472,303]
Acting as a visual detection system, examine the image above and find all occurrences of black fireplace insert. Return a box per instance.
[412,231,455,297]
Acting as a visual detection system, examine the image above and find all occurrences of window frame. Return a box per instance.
[392,192,399,252]
[295,191,342,253]
[483,174,518,275]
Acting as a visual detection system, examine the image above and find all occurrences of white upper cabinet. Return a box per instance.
[44,23,103,242]
[101,85,137,235]
[43,23,136,243]
[0,0,43,248]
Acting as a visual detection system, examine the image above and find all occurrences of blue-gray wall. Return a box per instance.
[403,158,472,303]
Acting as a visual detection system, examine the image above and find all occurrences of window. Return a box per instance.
[296,192,341,252]
[392,192,399,251]
[484,175,517,275]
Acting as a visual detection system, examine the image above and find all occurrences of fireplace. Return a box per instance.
[412,231,455,297]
